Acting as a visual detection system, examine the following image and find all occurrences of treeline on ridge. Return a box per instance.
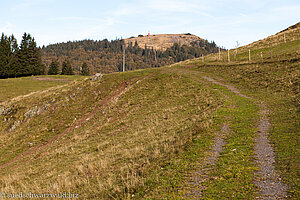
[42,38,221,74]
[0,33,45,79]
[1,32,223,78]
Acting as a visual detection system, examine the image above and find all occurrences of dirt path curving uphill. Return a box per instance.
[202,76,288,199]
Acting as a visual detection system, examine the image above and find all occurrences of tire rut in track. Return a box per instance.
[186,124,229,199]
[254,104,288,199]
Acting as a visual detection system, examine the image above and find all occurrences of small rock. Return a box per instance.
[91,73,103,81]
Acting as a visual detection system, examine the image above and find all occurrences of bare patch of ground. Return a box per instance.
[254,104,288,199]
[202,76,251,99]
[33,77,69,82]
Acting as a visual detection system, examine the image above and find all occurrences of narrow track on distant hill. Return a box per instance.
[0,76,148,170]
[201,75,288,199]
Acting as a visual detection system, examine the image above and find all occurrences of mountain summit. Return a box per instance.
[125,33,205,51]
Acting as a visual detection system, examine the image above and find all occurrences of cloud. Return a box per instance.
[145,0,203,12]
[50,16,104,22]
[11,0,54,12]
[76,17,123,39]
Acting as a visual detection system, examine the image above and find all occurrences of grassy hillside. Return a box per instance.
[0,68,223,199]
[0,75,85,103]
[0,23,299,199]
[125,33,205,51]
[154,23,299,199]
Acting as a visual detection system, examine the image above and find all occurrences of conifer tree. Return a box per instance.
[80,62,90,76]
[28,38,44,75]
[61,60,74,75]
[0,33,10,78]
[48,60,59,75]
[15,33,31,77]
[7,35,19,77]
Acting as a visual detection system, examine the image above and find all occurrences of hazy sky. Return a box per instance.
[1,0,299,49]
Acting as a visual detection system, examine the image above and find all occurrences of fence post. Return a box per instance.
[271,49,273,59]
[228,50,230,63]
[249,49,251,61]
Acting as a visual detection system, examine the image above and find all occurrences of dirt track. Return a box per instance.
[186,124,229,199]
[202,76,288,199]
[254,104,288,199]
[33,77,69,82]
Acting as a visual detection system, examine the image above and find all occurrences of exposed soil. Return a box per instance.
[254,104,288,199]
[202,76,288,199]
[202,76,251,99]
[33,77,69,82]
[0,77,147,169]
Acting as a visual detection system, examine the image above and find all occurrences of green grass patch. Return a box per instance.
[0,75,85,102]
[201,84,259,199]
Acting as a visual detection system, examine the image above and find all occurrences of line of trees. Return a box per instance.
[48,60,90,76]
[0,32,45,79]
[1,32,222,78]
[42,38,222,74]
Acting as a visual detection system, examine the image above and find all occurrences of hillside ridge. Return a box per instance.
[124,33,205,51]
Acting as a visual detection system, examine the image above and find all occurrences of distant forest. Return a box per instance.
[41,38,221,74]
[0,32,222,79]
[0,33,45,79]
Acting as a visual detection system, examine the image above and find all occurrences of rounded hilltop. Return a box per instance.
[124,33,205,51]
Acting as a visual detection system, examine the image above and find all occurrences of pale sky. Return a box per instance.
[1,0,299,49]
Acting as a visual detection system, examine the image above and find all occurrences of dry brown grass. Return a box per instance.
[125,33,203,51]
[0,69,220,199]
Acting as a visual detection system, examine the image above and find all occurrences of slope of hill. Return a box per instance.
[125,33,205,51]
[41,34,220,75]
[155,23,299,199]
[0,23,299,199]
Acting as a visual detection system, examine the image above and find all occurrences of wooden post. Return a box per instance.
[234,50,237,60]
[271,49,273,59]
[228,50,230,63]
[284,33,286,43]
[249,49,251,61]
[202,54,204,64]
[123,44,125,72]
[218,47,221,60]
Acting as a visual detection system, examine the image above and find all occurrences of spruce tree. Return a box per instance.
[28,38,44,75]
[15,33,31,77]
[8,35,19,77]
[80,62,90,76]
[61,60,74,75]
[48,60,59,75]
[0,33,10,78]
[14,33,44,77]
